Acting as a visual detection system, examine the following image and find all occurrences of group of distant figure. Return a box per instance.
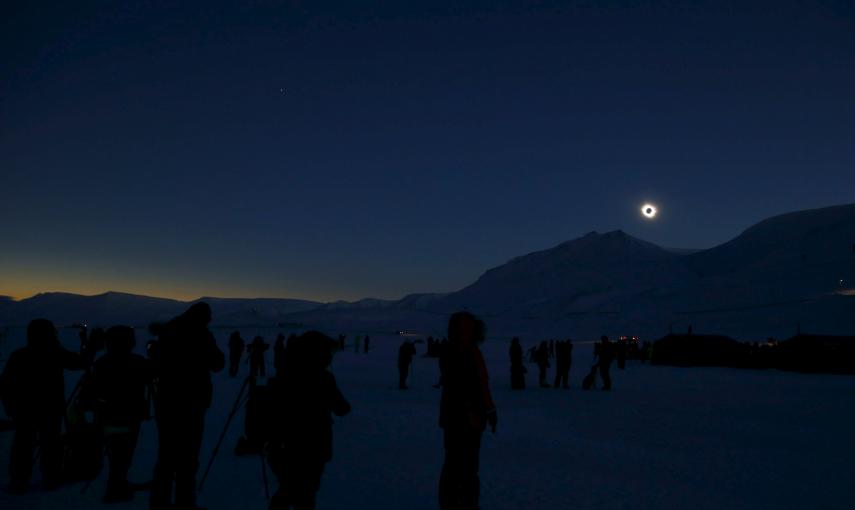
[0,307,497,510]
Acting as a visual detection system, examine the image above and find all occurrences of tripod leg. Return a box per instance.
[198,377,251,492]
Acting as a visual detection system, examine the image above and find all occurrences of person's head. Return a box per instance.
[292,331,336,370]
[447,311,485,347]
[27,319,58,350]
[184,302,212,326]
[601,335,610,343]
[105,326,136,355]
[511,337,520,345]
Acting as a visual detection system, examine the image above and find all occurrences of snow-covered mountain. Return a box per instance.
[2,204,854,338]
[437,230,697,316]
[0,291,321,328]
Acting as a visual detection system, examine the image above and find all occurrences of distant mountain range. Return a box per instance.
[2,204,854,339]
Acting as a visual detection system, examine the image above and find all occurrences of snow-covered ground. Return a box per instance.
[1,326,854,509]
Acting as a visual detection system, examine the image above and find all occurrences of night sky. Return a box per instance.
[2,1,854,302]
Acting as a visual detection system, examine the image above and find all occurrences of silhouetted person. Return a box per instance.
[150,302,225,510]
[596,336,615,391]
[274,334,288,377]
[553,340,572,389]
[535,341,551,387]
[228,331,245,377]
[86,325,152,503]
[398,341,417,389]
[0,319,86,493]
[363,335,370,354]
[438,312,496,510]
[509,337,526,390]
[267,331,350,510]
[248,336,270,378]
[549,339,555,360]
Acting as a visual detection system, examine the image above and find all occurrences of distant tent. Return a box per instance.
[652,333,742,367]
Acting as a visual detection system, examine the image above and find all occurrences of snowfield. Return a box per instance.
[1,327,854,509]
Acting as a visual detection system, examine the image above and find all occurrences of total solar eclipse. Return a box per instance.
[641,204,658,219]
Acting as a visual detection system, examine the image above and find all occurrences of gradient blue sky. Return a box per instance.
[2,1,854,302]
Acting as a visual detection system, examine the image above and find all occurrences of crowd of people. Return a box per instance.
[0,306,498,510]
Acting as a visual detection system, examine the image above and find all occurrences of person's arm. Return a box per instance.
[206,332,226,373]
[475,349,497,433]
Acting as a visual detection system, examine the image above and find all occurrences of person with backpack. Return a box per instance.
[267,331,351,510]
[0,319,88,493]
[85,325,152,503]
[438,312,497,510]
[149,302,225,510]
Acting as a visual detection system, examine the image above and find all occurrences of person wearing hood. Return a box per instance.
[1,319,87,493]
[149,302,224,510]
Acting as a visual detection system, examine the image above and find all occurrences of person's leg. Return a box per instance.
[398,366,407,389]
[268,449,292,510]
[38,417,63,489]
[600,365,611,390]
[151,414,177,509]
[460,430,482,509]
[9,423,36,492]
[439,429,461,510]
[292,461,324,510]
[106,424,140,501]
[174,411,205,509]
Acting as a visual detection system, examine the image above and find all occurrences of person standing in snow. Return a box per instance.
[553,340,572,389]
[397,340,417,389]
[267,331,350,510]
[149,302,225,510]
[84,325,152,503]
[247,336,270,378]
[535,341,551,387]
[363,335,370,353]
[228,331,245,377]
[596,336,615,391]
[438,311,497,510]
[1,319,89,494]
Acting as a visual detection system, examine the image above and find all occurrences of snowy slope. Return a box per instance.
[438,230,697,316]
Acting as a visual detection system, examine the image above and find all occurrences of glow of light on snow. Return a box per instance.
[641,203,658,219]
